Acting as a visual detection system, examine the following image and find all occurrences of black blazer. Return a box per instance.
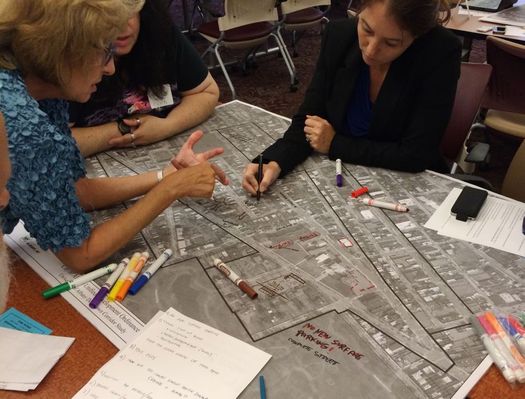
[263,18,461,174]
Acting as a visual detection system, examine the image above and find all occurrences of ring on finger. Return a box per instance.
[135,118,141,125]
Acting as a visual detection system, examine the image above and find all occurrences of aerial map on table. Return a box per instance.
[7,101,525,399]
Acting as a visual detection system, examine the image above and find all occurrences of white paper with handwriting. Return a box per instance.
[73,308,271,399]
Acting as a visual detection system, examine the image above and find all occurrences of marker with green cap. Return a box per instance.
[42,263,118,299]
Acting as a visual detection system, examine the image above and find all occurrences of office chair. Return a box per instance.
[440,62,493,174]
[501,139,525,202]
[480,36,525,140]
[276,0,331,58]
[198,0,296,100]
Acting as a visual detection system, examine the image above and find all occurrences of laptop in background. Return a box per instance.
[460,0,518,12]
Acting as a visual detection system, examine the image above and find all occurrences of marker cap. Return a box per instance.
[129,274,149,295]
[42,282,70,299]
[239,281,258,299]
[89,287,109,309]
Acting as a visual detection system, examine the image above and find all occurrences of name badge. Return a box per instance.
[147,84,174,109]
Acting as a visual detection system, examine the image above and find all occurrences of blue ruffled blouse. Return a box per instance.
[0,69,91,252]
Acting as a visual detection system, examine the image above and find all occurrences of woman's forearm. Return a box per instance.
[72,123,121,157]
[75,172,159,211]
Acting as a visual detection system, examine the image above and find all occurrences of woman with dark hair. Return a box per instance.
[70,0,219,157]
[242,0,461,196]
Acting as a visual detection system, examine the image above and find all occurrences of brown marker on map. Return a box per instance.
[213,258,258,299]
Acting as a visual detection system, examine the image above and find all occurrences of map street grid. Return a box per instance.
[6,101,525,399]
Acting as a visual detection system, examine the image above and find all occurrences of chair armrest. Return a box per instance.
[449,173,495,191]
[465,142,490,164]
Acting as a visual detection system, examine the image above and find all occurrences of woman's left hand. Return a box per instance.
[304,115,335,154]
[108,114,169,148]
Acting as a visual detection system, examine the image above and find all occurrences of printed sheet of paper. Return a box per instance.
[425,187,525,256]
[73,308,271,399]
[0,327,74,391]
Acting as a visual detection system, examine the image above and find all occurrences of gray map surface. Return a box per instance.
[85,101,525,399]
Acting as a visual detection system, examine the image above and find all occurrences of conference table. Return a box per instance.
[3,101,525,399]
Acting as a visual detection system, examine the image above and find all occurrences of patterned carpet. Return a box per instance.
[178,1,519,193]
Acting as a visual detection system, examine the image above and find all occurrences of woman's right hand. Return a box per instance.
[242,161,281,196]
[166,162,217,199]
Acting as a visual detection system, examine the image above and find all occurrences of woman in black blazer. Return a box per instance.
[243,0,461,196]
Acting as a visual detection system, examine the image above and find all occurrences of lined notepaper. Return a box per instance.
[74,308,271,399]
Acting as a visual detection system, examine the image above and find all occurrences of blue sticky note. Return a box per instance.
[0,307,52,334]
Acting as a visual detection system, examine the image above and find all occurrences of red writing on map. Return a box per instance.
[296,322,365,360]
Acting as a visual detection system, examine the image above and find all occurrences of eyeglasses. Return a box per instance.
[101,44,116,66]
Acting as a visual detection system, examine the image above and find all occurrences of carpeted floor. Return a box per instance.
[180,1,519,193]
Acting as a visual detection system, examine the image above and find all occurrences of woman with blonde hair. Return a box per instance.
[243,0,461,196]
[0,0,227,273]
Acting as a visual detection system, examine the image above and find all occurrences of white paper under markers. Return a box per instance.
[0,327,74,392]
[73,308,271,399]
[425,187,525,256]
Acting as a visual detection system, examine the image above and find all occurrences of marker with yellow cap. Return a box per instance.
[116,252,149,302]
[107,252,141,301]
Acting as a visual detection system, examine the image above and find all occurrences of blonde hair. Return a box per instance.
[0,0,131,87]
[123,0,146,13]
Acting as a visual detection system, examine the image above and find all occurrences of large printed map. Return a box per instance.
[7,101,525,399]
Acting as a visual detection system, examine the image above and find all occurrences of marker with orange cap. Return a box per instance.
[116,252,149,302]
[483,312,525,383]
[471,315,516,384]
[107,252,141,301]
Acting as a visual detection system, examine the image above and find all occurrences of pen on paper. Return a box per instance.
[213,258,258,299]
[129,248,173,295]
[89,258,129,309]
[335,159,342,187]
[42,263,118,299]
[256,154,263,201]
[361,198,409,212]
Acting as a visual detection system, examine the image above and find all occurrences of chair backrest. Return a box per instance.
[440,62,493,162]
[502,139,525,202]
[218,0,279,31]
[482,36,525,114]
[280,0,331,14]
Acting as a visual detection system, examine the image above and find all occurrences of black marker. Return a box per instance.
[256,154,263,201]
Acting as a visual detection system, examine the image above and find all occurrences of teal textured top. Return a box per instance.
[0,69,90,251]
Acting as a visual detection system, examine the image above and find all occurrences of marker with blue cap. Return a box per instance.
[129,248,173,295]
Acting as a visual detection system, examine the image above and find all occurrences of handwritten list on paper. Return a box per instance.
[73,308,271,399]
